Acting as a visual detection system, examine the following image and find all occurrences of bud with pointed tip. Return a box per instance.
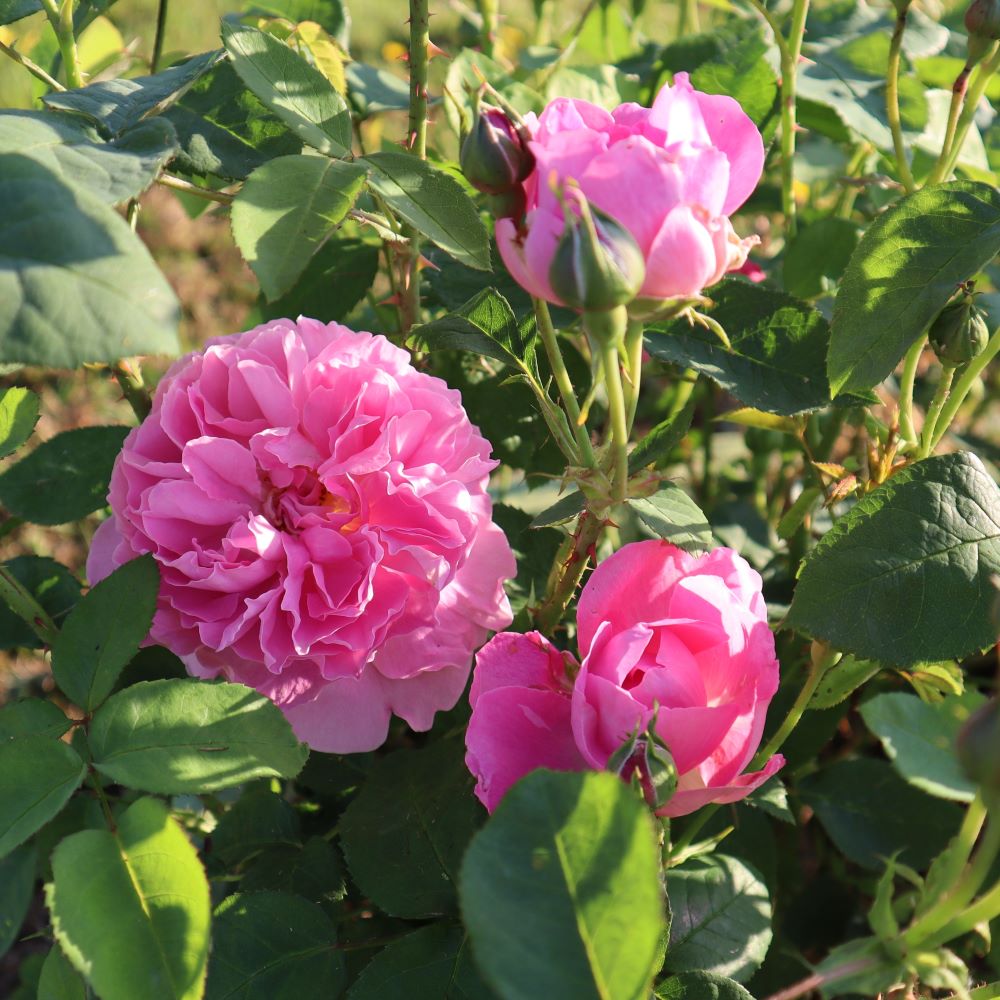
[460,102,534,199]
[928,290,990,367]
[548,189,646,321]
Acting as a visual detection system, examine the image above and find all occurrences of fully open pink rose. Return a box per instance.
[496,72,764,305]
[88,319,515,753]
[466,541,783,817]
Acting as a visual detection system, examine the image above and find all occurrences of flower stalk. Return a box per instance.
[886,0,916,193]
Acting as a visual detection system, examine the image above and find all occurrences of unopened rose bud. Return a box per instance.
[460,103,534,197]
[966,0,1000,40]
[548,193,646,318]
[957,698,1000,790]
[928,291,990,367]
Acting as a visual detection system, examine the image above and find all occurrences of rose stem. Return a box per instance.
[886,0,916,193]
[39,0,83,89]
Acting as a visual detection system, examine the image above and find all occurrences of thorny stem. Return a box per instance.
[157,173,234,203]
[918,365,955,458]
[0,563,58,645]
[886,1,916,193]
[779,0,810,240]
[745,0,789,54]
[930,324,1000,450]
[534,299,597,467]
[151,0,169,73]
[533,511,603,634]
[897,337,924,448]
[0,38,65,91]
[39,0,83,89]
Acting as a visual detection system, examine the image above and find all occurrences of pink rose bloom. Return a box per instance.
[88,319,515,753]
[466,541,783,817]
[496,72,764,305]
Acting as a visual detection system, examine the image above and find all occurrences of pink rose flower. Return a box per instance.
[88,319,515,753]
[465,541,783,817]
[496,72,764,305]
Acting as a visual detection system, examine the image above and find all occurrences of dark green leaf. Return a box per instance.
[829,181,1000,395]
[210,788,300,868]
[365,150,491,271]
[459,770,665,1000]
[0,843,35,958]
[529,490,586,529]
[412,288,535,374]
[231,154,367,300]
[655,971,755,999]
[89,679,308,794]
[745,777,795,825]
[51,555,159,712]
[0,387,39,458]
[860,690,984,802]
[0,112,177,206]
[37,945,88,1000]
[786,452,1000,665]
[347,923,493,1000]
[43,51,224,135]
[0,557,81,650]
[0,162,180,368]
[782,219,861,299]
[241,836,346,906]
[664,855,772,983]
[799,757,962,869]
[47,796,211,1000]
[163,60,301,180]
[339,737,483,919]
[0,699,70,741]
[0,0,40,25]
[205,891,344,1000]
[0,735,85,859]
[645,280,856,415]
[222,22,352,157]
[629,484,713,552]
[260,238,378,323]
[0,426,128,525]
[629,393,696,471]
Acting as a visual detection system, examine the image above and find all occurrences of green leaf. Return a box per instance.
[365,150,491,271]
[43,51,224,135]
[241,836,346,906]
[0,699,70,741]
[164,59,301,180]
[222,22,352,157]
[645,280,859,416]
[0,0,41,25]
[231,154,367,300]
[346,63,410,117]
[808,655,881,709]
[786,452,1000,665]
[782,218,861,299]
[89,679,308,794]
[412,288,535,375]
[210,788,300,868]
[655,972,755,999]
[339,737,483,919]
[260,237,378,323]
[860,690,984,802]
[0,557,81,650]
[629,393,696,471]
[347,923,493,1000]
[0,111,178,206]
[249,0,350,46]
[0,843,35,958]
[204,891,344,1000]
[0,735,85,859]
[529,490,586,529]
[47,796,211,1000]
[0,387,39,459]
[0,163,180,368]
[0,426,128,525]
[37,945,88,1000]
[629,485,713,553]
[458,769,665,1000]
[664,854,772,984]
[745,777,795,825]
[799,757,962,869]
[829,181,1000,395]
[51,556,159,712]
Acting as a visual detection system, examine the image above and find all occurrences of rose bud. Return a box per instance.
[966,0,1000,40]
[928,292,990,367]
[957,698,1000,791]
[548,190,646,317]
[460,102,535,197]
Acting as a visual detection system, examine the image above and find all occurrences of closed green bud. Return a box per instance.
[460,103,534,198]
[928,292,990,367]
[549,192,646,316]
[966,0,1000,40]
[956,698,1000,790]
